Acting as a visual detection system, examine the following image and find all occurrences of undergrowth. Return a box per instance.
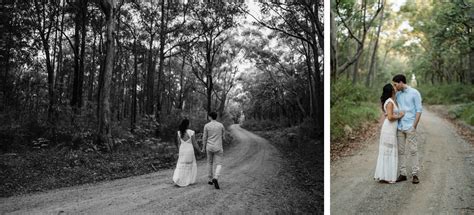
[330,81,380,142]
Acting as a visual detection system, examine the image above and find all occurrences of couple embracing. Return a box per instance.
[374,74,422,184]
[172,111,225,189]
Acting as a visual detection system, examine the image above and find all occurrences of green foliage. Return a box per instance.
[402,0,473,84]
[417,84,474,105]
[331,81,380,141]
[460,104,474,126]
[448,103,474,126]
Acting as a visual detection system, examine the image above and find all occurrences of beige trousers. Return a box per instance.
[207,149,223,180]
[397,128,420,176]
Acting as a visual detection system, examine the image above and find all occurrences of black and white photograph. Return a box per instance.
[0,0,323,214]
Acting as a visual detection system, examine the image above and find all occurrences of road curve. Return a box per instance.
[0,125,314,214]
[331,110,474,214]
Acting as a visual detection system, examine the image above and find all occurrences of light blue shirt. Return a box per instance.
[396,86,422,131]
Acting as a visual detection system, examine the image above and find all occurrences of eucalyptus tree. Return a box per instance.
[332,0,383,83]
[92,0,121,150]
[402,0,473,84]
[186,1,244,114]
[245,0,323,130]
[28,0,62,122]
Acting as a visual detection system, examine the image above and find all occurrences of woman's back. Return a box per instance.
[178,129,194,144]
[173,129,197,187]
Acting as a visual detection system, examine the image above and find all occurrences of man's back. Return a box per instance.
[203,120,225,152]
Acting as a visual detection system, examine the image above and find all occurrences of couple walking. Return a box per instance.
[172,111,225,189]
[374,74,423,184]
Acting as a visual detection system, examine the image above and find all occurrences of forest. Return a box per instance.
[0,0,323,197]
[330,0,473,145]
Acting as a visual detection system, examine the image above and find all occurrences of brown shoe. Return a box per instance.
[412,176,419,184]
[396,175,407,182]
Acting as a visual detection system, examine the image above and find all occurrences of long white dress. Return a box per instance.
[374,98,399,183]
[172,129,197,187]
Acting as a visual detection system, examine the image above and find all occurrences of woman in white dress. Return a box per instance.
[374,84,405,183]
[173,119,201,187]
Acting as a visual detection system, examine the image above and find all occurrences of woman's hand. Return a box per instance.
[398,111,405,119]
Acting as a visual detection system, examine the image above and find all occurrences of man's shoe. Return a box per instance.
[212,178,220,189]
[412,176,420,184]
[396,175,407,182]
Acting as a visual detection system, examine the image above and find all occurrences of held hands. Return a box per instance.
[398,111,405,119]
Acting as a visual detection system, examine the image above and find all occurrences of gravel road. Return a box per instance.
[331,110,474,214]
[0,125,320,214]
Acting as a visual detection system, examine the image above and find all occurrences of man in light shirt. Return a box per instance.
[202,111,226,189]
[392,74,423,184]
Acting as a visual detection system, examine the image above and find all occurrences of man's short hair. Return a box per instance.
[209,111,218,120]
[392,74,407,84]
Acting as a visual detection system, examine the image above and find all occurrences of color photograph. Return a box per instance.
[330,0,473,214]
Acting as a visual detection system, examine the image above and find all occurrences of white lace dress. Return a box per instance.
[172,129,197,187]
[374,98,399,183]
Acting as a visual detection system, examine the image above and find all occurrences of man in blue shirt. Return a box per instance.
[393,74,422,184]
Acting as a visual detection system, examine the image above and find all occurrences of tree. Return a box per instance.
[366,0,386,87]
[30,0,60,123]
[245,0,324,130]
[95,0,118,150]
[187,2,243,114]
[333,0,383,82]
[70,0,89,110]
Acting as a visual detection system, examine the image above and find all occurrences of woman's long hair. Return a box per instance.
[380,83,394,110]
[179,119,190,139]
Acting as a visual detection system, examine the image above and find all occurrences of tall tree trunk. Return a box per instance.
[88,32,97,102]
[330,0,338,82]
[79,0,87,108]
[207,72,213,113]
[366,0,384,87]
[96,0,116,150]
[146,31,155,115]
[131,40,138,131]
[71,0,88,110]
[178,54,186,110]
[304,41,314,118]
[97,32,105,119]
[352,29,362,85]
[311,41,322,130]
[34,0,56,123]
[470,44,474,84]
[155,0,167,121]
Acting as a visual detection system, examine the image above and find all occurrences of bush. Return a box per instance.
[448,102,474,126]
[418,84,474,105]
[331,81,380,141]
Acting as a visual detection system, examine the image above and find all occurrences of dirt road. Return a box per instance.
[331,110,473,214]
[0,125,318,214]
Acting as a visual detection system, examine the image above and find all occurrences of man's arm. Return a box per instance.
[202,125,208,152]
[414,112,422,129]
[413,90,423,129]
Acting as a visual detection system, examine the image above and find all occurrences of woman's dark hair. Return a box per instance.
[179,119,189,138]
[380,83,394,110]
[392,74,406,84]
